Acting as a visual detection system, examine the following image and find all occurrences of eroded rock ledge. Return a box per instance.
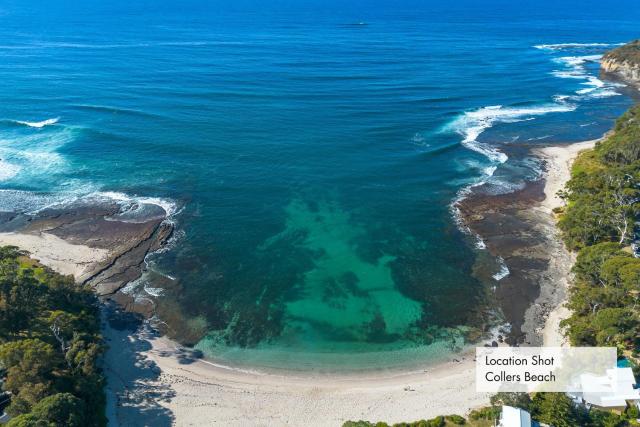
[0,201,173,316]
[601,40,640,87]
[457,179,553,345]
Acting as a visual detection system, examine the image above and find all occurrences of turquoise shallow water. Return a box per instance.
[0,0,639,370]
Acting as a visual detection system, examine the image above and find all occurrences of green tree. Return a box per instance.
[530,393,580,427]
[490,392,532,411]
[0,339,57,415]
[573,243,629,286]
[31,393,86,426]
[0,248,106,425]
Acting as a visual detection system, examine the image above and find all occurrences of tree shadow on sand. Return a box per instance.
[102,304,177,427]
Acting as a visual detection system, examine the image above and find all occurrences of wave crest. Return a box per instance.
[14,117,59,128]
[445,102,576,163]
[547,52,623,100]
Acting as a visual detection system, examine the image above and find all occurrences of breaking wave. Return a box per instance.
[548,53,623,100]
[13,117,59,128]
[492,257,510,281]
[445,102,576,164]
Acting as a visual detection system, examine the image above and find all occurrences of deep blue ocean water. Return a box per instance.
[0,0,639,370]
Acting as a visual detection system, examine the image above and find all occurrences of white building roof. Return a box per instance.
[499,405,532,427]
[580,367,640,407]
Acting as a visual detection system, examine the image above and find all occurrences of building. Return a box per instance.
[570,367,640,410]
[498,405,532,427]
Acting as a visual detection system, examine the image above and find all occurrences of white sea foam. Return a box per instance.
[0,161,20,181]
[447,102,575,164]
[0,125,72,186]
[588,89,621,98]
[475,236,486,250]
[551,70,586,80]
[121,276,146,295]
[483,165,498,176]
[0,189,64,213]
[0,121,179,222]
[492,257,510,281]
[549,54,621,99]
[92,191,179,218]
[553,94,571,103]
[447,100,576,253]
[534,42,623,50]
[452,42,619,266]
[410,132,430,147]
[527,135,552,141]
[14,117,59,128]
[554,54,602,67]
[144,285,164,297]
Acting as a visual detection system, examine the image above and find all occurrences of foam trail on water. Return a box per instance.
[0,124,74,187]
[14,117,59,128]
[534,42,623,50]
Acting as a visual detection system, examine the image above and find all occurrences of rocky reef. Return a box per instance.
[457,179,552,345]
[601,40,640,86]
[0,200,173,317]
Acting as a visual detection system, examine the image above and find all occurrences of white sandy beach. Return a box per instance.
[104,326,488,427]
[0,231,110,280]
[0,140,595,426]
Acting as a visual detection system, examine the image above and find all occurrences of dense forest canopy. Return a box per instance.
[0,246,105,426]
[558,104,640,351]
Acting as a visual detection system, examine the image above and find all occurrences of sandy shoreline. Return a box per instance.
[0,228,490,425]
[107,328,488,426]
[0,140,593,425]
[0,231,110,280]
[535,139,597,347]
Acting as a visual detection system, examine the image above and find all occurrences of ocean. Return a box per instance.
[0,0,638,370]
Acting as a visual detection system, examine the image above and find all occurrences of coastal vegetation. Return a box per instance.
[0,246,105,426]
[342,414,481,427]
[343,391,639,426]
[558,104,640,350]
